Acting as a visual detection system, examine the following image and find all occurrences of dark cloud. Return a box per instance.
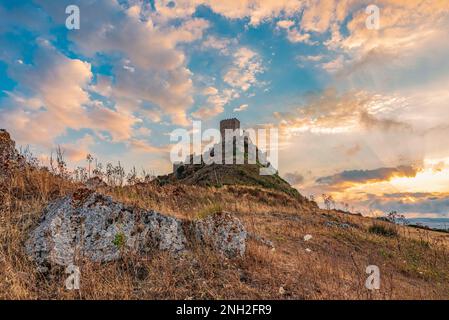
[366,194,449,215]
[316,165,419,186]
[382,192,435,199]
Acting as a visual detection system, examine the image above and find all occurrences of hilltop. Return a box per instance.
[157,118,302,199]
[158,162,302,199]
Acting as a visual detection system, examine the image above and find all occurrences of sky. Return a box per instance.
[1,0,449,218]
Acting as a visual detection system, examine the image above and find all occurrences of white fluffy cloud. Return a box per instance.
[36,0,209,126]
[0,40,140,150]
[192,89,236,119]
[192,45,264,119]
[224,47,264,91]
[197,0,303,26]
[234,104,249,112]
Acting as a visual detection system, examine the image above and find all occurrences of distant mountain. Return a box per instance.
[407,218,449,232]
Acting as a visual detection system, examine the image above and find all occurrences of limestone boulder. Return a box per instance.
[26,189,247,269]
[194,212,247,258]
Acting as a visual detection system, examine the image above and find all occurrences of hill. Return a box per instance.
[1,129,449,300]
[157,125,303,199]
[158,162,302,199]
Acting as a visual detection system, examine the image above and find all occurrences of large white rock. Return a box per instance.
[26,189,247,269]
[194,212,247,258]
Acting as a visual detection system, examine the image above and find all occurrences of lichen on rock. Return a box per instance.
[194,212,247,258]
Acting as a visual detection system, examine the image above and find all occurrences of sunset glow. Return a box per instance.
[1,0,449,218]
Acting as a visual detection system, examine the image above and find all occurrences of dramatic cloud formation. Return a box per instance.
[36,0,209,126]
[274,88,410,135]
[0,0,448,218]
[0,40,140,146]
[316,165,419,187]
[368,192,449,216]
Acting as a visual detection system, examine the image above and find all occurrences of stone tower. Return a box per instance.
[220,118,240,141]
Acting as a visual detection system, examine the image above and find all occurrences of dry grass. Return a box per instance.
[1,168,449,300]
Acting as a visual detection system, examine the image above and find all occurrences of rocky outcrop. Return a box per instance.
[194,212,247,258]
[26,189,247,269]
[0,129,23,177]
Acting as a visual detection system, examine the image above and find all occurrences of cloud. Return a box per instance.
[286,29,316,45]
[277,20,295,29]
[202,87,219,96]
[192,89,236,119]
[297,55,325,63]
[35,0,209,126]
[192,104,224,119]
[274,88,411,135]
[344,143,361,157]
[86,100,139,142]
[224,47,264,91]
[300,0,343,33]
[316,1,449,85]
[320,56,345,73]
[283,171,305,186]
[366,192,449,216]
[233,104,249,112]
[120,0,303,27]
[61,134,96,162]
[0,39,144,160]
[0,40,92,146]
[201,36,237,55]
[128,138,169,154]
[198,0,304,26]
[316,165,419,187]
[296,54,325,68]
[192,46,263,120]
[200,39,264,118]
[341,1,449,54]
[359,111,412,132]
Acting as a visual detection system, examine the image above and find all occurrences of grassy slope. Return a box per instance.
[158,162,302,198]
[1,168,449,299]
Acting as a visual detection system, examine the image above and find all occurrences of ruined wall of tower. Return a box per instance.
[220,118,240,141]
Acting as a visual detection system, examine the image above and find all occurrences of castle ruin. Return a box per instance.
[220,118,240,142]
[172,118,249,174]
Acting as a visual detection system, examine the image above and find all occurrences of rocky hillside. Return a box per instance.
[1,129,449,300]
[0,129,25,178]
[158,162,302,198]
[157,138,302,199]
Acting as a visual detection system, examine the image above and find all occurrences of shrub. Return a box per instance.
[369,223,398,237]
[113,232,126,248]
[196,203,222,220]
